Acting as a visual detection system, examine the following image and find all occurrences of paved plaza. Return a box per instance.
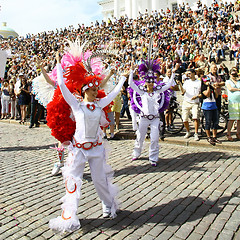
[0,122,240,240]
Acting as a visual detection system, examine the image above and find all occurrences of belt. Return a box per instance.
[140,113,159,120]
[72,137,102,150]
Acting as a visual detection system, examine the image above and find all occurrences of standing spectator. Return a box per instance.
[120,78,131,120]
[225,67,240,141]
[208,63,225,115]
[194,76,221,145]
[18,75,30,124]
[1,81,10,119]
[29,84,44,128]
[163,68,179,133]
[9,78,17,119]
[177,69,201,141]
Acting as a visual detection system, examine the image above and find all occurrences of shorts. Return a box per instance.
[182,101,200,122]
[228,102,240,120]
[112,94,122,113]
[107,111,115,126]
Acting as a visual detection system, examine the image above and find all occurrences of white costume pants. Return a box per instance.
[130,107,139,131]
[133,117,160,163]
[49,144,118,233]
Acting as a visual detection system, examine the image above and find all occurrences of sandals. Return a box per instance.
[226,134,234,142]
[212,138,222,144]
[207,137,216,146]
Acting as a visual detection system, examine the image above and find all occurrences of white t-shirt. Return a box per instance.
[183,79,201,104]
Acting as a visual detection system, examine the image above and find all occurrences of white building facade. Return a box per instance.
[98,0,232,20]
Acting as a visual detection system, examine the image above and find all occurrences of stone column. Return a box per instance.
[152,0,158,11]
[132,0,137,19]
[125,0,132,18]
[114,0,120,18]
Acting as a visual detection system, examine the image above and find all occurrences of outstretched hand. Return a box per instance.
[56,51,60,64]
[36,56,42,69]
[122,70,130,78]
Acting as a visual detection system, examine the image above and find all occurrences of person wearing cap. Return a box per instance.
[177,68,201,141]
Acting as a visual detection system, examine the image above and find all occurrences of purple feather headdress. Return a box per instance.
[138,32,160,83]
[138,59,160,83]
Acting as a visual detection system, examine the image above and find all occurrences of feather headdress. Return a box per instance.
[138,33,160,83]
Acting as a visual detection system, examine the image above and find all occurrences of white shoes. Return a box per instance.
[150,161,157,167]
[184,132,191,139]
[194,133,200,141]
[102,205,111,218]
[51,162,64,176]
[184,132,200,141]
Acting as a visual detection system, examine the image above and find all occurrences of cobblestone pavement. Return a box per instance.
[0,122,240,240]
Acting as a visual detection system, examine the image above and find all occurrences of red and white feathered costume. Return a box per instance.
[48,60,127,232]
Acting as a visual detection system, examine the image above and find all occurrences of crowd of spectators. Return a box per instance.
[0,0,240,140]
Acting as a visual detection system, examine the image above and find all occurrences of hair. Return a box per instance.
[196,68,204,77]
[230,67,237,74]
[187,68,196,74]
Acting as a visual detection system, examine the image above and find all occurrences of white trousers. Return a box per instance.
[1,95,10,114]
[49,143,118,233]
[130,107,139,131]
[133,117,160,163]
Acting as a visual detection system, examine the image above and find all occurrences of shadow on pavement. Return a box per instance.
[79,191,239,233]
[82,151,229,182]
[0,144,55,152]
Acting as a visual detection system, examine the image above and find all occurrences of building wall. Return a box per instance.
[99,0,219,21]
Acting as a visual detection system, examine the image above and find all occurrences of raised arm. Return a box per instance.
[56,61,79,111]
[159,72,175,93]
[128,70,144,95]
[98,75,126,108]
[36,58,55,87]
[100,68,116,88]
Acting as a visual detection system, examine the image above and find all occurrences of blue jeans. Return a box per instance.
[203,109,219,130]
[120,94,131,119]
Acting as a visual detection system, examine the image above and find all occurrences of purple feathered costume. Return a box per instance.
[128,59,171,114]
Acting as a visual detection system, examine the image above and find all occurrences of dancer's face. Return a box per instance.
[85,86,99,102]
[146,82,154,92]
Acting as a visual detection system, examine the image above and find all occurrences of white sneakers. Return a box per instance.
[184,132,191,139]
[194,133,200,141]
[184,132,200,141]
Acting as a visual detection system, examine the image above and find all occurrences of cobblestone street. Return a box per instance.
[0,122,239,240]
